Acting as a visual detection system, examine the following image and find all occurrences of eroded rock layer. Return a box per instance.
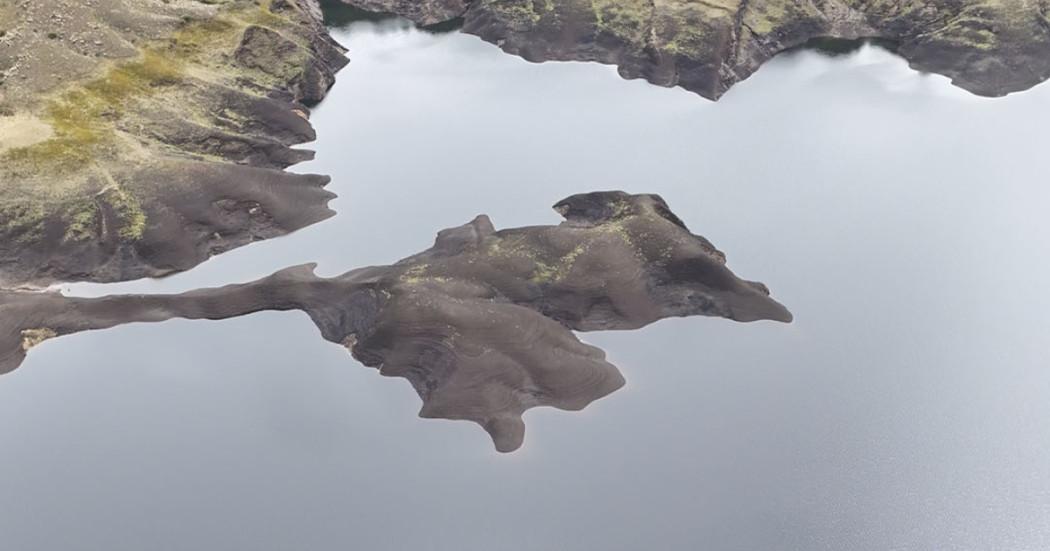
[1,192,792,452]
[342,0,1050,99]
[0,0,348,287]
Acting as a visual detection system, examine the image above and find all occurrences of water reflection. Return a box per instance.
[792,36,900,58]
[4,16,1050,551]
[320,0,463,34]
[319,0,396,27]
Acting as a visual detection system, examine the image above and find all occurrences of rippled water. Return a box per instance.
[3,15,1049,551]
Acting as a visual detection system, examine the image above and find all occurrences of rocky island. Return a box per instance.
[342,0,1050,100]
[0,0,347,288]
[1,192,792,451]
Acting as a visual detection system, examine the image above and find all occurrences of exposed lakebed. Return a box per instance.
[3,14,1050,551]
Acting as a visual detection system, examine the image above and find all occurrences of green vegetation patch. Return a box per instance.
[591,0,652,42]
[530,243,587,283]
[100,184,148,240]
[0,199,47,243]
[481,0,548,26]
[2,1,297,173]
[5,48,186,171]
[655,2,735,58]
[0,1,307,247]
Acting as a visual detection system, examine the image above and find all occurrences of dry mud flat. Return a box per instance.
[1,192,792,452]
[0,0,348,287]
[344,0,1050,100]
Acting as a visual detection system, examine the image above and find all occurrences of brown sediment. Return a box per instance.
[1,191,792,452]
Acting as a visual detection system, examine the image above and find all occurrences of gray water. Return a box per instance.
[3,17,1050,551]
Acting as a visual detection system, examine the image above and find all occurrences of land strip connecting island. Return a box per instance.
[0,0,1041,449]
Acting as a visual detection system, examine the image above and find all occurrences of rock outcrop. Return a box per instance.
[1,192,792,452]
[341,0,1050,99]
[0,0,348,288]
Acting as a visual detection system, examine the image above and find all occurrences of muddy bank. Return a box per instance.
[1,192,791,452]
[341,0,1050,100]
[0,0,348,288]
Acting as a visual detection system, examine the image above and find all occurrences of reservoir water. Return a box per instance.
[2,14,1049,551]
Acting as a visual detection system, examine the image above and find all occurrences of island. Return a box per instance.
[2,192,792,452]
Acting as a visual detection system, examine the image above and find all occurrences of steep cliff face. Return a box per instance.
[1,192,792,452]
[0,0,348,288]
[341,0,1050,100]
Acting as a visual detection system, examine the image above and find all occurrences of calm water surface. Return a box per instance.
[3,16,1049,551]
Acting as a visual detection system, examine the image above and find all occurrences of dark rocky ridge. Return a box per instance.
[342,0,1050,100]
[0,0,349,288]
[1,192,792,452]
